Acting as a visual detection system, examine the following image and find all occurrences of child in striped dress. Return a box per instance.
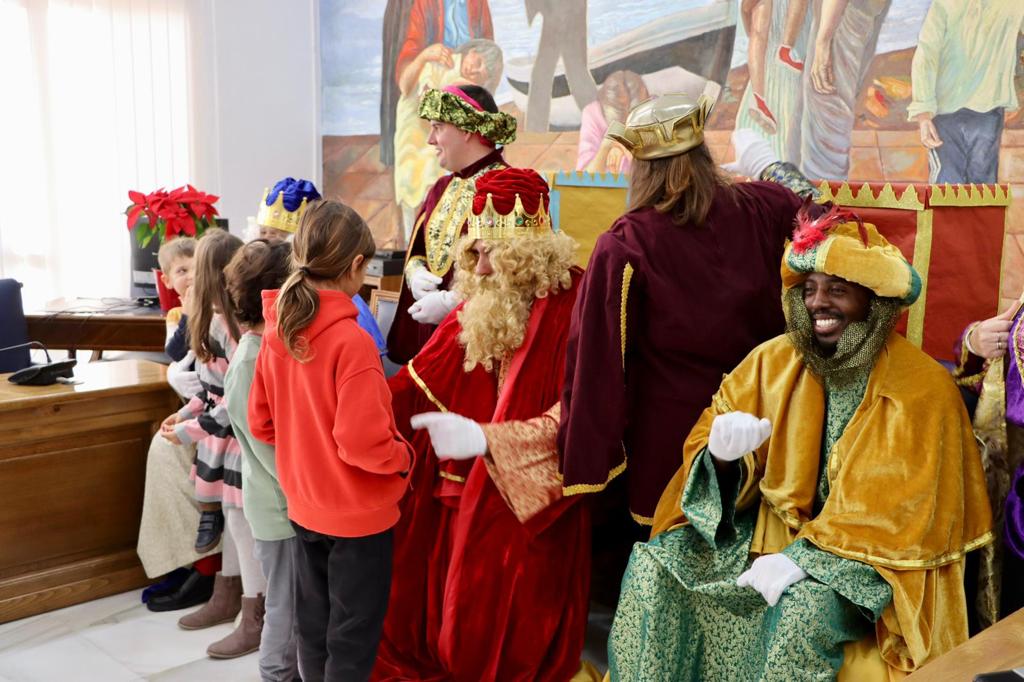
[160,228,266,639]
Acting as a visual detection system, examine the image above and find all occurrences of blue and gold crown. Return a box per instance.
[256,178,321,234]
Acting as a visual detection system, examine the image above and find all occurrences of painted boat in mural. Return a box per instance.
[504,0,737,128]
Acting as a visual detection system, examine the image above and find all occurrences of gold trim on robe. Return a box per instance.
[407,362,448,412]
[424,162,505,277]
[561,261,634,498]
[481,403,564,524]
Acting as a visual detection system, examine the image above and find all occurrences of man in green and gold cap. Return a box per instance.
[607,209,993,680]
[387,84,516,364]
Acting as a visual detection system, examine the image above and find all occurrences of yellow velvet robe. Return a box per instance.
[651,332,993,676]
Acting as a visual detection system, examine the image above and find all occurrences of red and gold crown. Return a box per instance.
[467,168,552,240]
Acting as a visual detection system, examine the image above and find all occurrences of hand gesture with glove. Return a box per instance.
[708,411,772,462]
[408,266,443,301]
[736,553,808,606]
[166,351,203,399]
[722,128,779,179]
[410,411,487,460]
[408,289,458,325]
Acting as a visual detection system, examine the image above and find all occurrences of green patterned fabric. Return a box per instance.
[816,374,869,510]
[417,88,517,145]
[608,380,893,681]
[760,161,821,201]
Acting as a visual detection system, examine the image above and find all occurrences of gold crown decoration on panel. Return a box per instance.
[468,193,552,240]
[605,93,715,160]
[256,188,313,234]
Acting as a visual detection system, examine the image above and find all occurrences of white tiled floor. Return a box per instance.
[0,591,610,681]
[0,592,257,681]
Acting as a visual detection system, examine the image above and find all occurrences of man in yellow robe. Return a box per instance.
[607,209,993,680]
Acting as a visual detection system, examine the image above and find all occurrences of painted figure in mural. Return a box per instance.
[558,94,819,536]
[801,0,892,180]
[523,0,599,132]
[953,294,1024,629]
[386,86,515,365]
[908,1,1024,185]
[576,70,649,175]
[394,39,504,238]
[380,0,494,166]
[374,168,596,682]
[607,212,992,680]
[740,0,809,134]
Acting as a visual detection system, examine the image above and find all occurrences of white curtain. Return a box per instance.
[0,0,211,309]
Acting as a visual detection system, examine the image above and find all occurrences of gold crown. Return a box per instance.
[256,189,312,234]
[467,193,552,240]
[606,93,715,160]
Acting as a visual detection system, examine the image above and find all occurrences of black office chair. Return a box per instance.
[0,279,31,372]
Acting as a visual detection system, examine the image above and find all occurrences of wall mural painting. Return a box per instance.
[321,1,1024,311]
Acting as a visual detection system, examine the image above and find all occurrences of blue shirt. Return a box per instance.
[354,293,387,356]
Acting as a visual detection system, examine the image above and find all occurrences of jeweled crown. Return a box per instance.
[468,193,552,240]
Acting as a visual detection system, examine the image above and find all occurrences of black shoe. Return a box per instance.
[141,567,191,604]
[195,510,224,554]
[147,569,215,612]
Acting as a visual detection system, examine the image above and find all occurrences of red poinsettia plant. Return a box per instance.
[125,185,220,247]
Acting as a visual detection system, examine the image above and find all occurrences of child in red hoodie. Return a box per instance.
[248,200,413,681]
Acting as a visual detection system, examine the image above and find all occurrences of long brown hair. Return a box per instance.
[189,228,243,362]
[627,143,732,226]
[275,200,375,361]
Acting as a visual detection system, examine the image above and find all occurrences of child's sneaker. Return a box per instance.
[195,509,224,553]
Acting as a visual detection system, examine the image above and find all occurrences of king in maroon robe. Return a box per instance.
[558,180,807,524]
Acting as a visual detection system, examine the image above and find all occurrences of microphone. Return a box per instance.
[0,341,77,386]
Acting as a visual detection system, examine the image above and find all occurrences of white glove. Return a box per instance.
[408,266,443,301]
[408,289,458,324]
[736,553,808,606]
[722,128,779,178]
[707,411,772,462]
[166,351,203,399]
[410,411,487,460]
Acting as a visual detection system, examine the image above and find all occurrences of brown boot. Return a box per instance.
[206,594,264,659]
[177,574,242,630]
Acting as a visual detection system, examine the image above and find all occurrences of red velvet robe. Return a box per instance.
[387,148,507,364]
[558,182,805,523]
[375,272,589,682]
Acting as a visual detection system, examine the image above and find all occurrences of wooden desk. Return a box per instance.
[907,608,1024,680]
[0,360,179,623]
[26,298,167,357]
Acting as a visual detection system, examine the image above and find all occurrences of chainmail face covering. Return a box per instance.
[784,287,902,388]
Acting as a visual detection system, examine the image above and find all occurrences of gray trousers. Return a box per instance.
[801,0,891,179]
[254,537,300,682]
[930,107,1005,184]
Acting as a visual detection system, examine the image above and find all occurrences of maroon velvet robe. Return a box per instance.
[387,148,507,364]
[558,181,804,523]
[375,272,589,682]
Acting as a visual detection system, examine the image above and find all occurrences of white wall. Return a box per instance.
[191,0,320,235]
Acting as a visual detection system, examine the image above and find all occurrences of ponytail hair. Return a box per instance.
[189,228,244,362]
[275,200,375,361]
